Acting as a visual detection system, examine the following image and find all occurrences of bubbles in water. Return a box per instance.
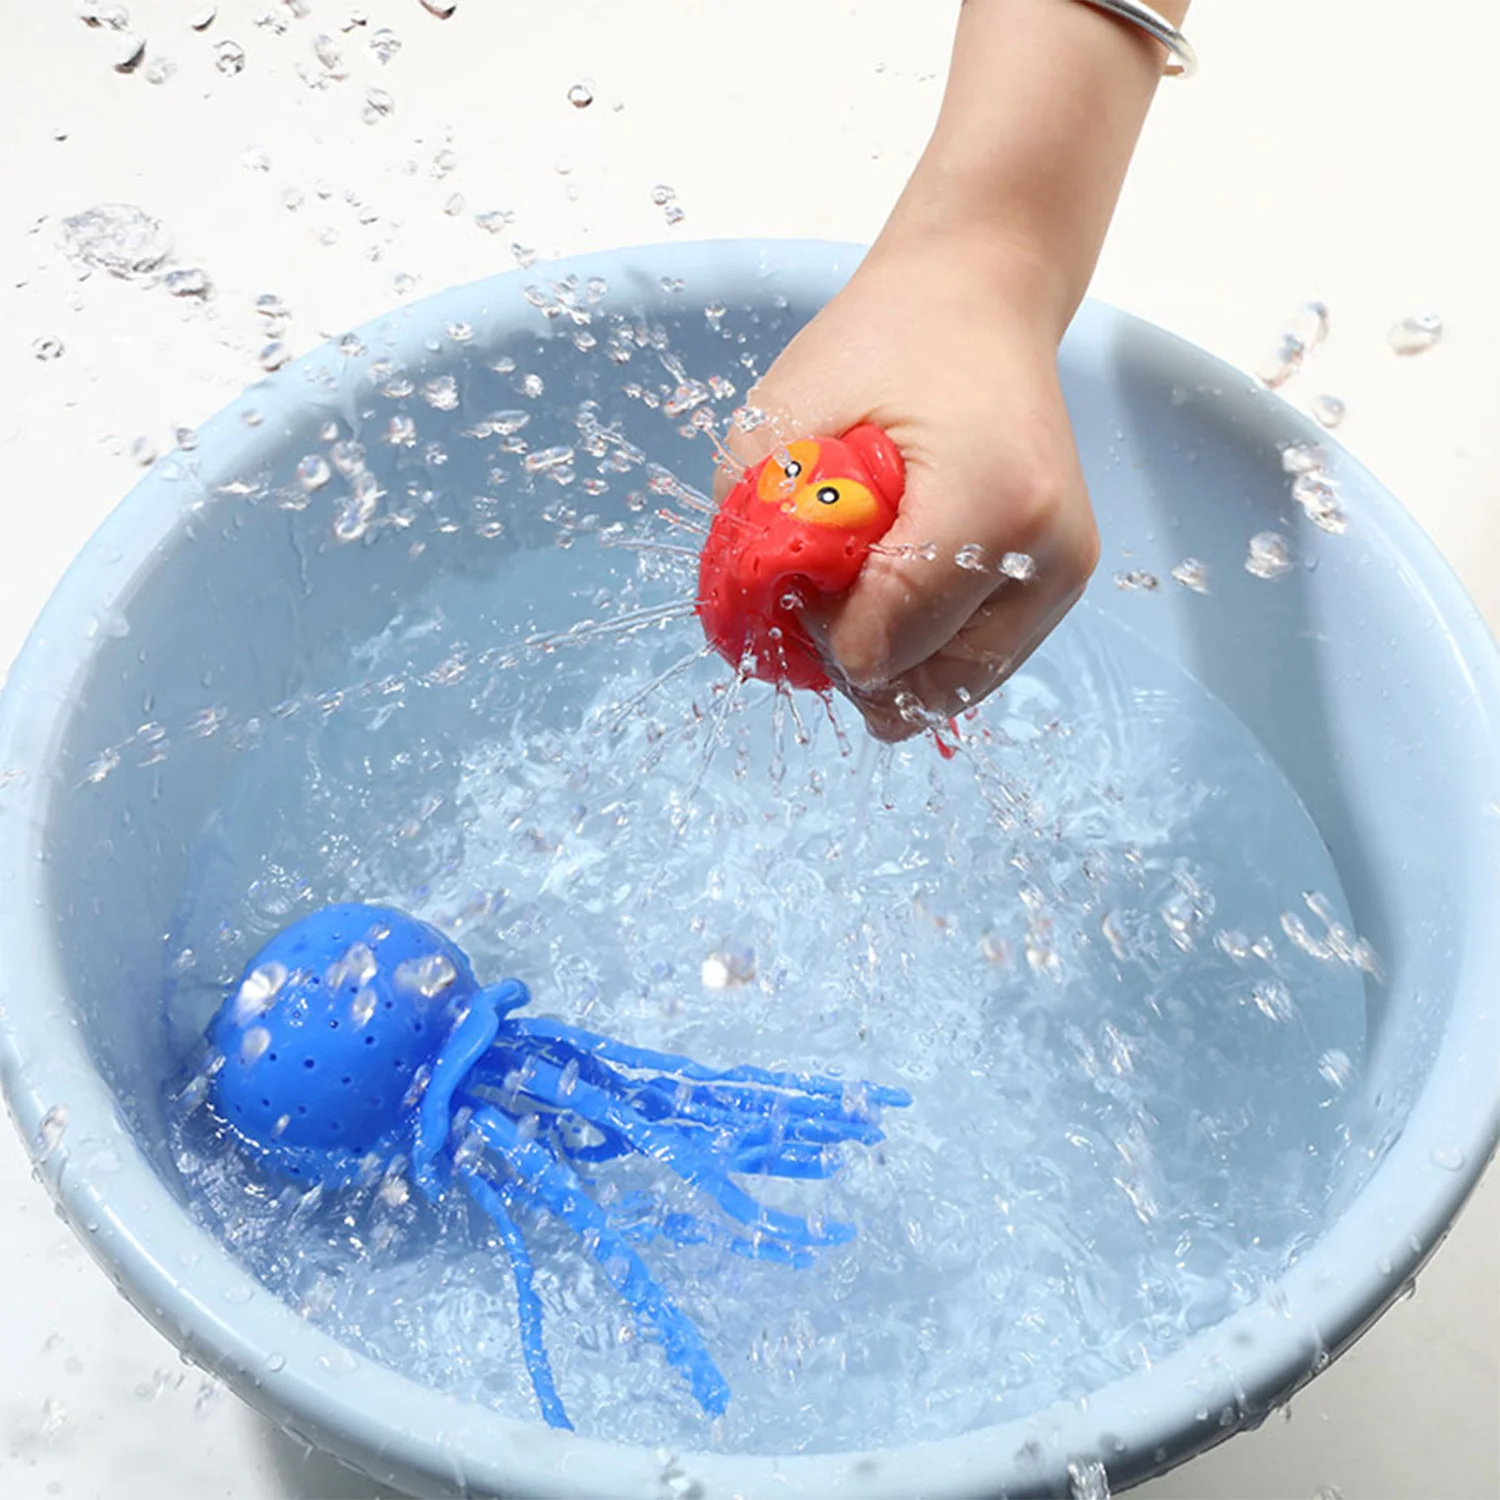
[568,82,594,108]
[34,1105,70,1162]
[363,87,395,122]
[1171,558,1210,594]
[1388,314,1442,356]
[297,454,332,491]
[1245,532,1292,580]
[32,336,65,361]
[369,27,400,63]
[387,414,418,448]
[62,203,172,279]
[999,551,1036,582]
[1311,394,1346,430]
[214,38,246,74]
[521,372,545,398]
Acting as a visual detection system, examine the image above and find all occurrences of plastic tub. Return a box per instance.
[1,240,1497,1499]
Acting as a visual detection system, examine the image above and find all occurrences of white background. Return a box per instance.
[1,2,1496,1496]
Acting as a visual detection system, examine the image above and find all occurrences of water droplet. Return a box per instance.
[313,32,342,70]
[175,425,198,449]
[521,372,544,398]
[392,270,417,296]
[264,1352,286,1373]
[1066,1458,1112,1500]
[214,38,246,74]
[419,0,457,15]
[387,414,417,447]
[112,32,147,72]
[1281,442,1325,476]
[1389,313,1442,356]
[568,82,594,108]
[363,86,395,121]
[1114,569,1159,591]
[62,202,172,279]
[234,962,288,1023]
[240,1026,272,1064]
[1170,557,1209,593]
[394,953,457,998]
[999,551,1036,582]
[282,185,304,211]
[1317,1048,1353,1090]
[954,542,988,572]
[1245,531,1293,580]
[1311,394,1346,429]
[258,341,289,372]
[368,27,400,63]
[143,54,176,84]
[442,191,465,216]
[32,335,65,361]
[431,146,458,178]
[130,434,158,465]
[34,1105,70,1161]
[1430,1145,1466,1172]
[664,203,686,226]
[414,377,457,414]
[1291,473,1347,534]
[1256,302,1329,389]
[1313,1487,1347,1500]
[651,184,677,206]
[161,266,211,297]
[473,209,512,235]
[1249,978,1293,1023]
[189,5,216,28]
[297,454,331,491]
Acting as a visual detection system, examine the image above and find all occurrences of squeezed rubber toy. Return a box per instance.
[204,903,909,1429]
[697,425,905,691]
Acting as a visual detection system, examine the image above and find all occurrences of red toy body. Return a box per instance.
[696,425,905,691]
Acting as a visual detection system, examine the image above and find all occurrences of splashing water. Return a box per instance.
[159,510,1366,1450]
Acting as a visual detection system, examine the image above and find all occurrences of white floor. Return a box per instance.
[2,2,1496,1497]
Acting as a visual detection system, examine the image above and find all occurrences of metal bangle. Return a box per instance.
[1073,0,1198,77]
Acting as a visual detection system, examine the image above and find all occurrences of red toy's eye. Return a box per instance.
[816,486,839,506]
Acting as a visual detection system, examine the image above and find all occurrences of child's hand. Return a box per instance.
[720,231,1098,741]
[715,0,1186,741]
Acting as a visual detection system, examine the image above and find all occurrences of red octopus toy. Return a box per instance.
[696,425,906,691]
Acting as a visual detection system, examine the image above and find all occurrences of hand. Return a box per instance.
[717,229,1100,742]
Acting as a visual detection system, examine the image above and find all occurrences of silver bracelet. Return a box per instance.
[1073,0,1198,77]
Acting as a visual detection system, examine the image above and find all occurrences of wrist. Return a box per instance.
[876,0,1185,332]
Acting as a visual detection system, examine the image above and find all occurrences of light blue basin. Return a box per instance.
[1,240,1497,1498]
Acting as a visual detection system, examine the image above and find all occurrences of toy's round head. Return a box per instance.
[206,903,482,1186]
[696,425,905,691]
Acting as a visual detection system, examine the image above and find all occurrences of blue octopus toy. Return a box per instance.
[203,903,909,1428]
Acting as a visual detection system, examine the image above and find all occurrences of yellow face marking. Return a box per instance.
[755,440,880,530]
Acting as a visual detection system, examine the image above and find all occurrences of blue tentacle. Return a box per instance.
[457,1167,572,1430]
[465,1103,731,1418]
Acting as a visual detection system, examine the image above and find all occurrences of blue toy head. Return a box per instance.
[206,903,507,1187]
